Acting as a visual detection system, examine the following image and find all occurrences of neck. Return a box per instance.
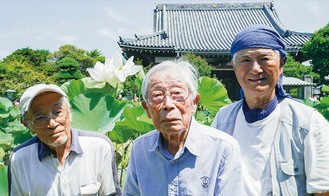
[49,134,71,165]
[244,92,276,110]
[55,144,70,165]
[161,129,189,155]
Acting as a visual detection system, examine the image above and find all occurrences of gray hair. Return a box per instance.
[141,59,199,103]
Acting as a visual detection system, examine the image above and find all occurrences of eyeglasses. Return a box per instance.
[148,86,190,105]
[29,107,68,128]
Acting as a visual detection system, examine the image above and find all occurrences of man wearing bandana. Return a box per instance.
[211,25,329,195]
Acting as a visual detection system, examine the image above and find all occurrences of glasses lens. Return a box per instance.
[149,87,189,104]
[31,108,67,128]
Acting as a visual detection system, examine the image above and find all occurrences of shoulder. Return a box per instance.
[134,130,158,143]
[12,136,39,153]
[131,130,159,152]
[75,129,111,143]
[215,100,243,121]
[280,98,317,119]
[74,129,114,150]
[200,123,238,142]
[197,122,239,147]
[10,137,39,164]
[219,100,243,112]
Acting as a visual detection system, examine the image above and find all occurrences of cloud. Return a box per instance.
[98,28,118,40]
[57,35,79,44]
[104,6,127,23]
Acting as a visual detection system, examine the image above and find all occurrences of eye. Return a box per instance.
[260,57,270,61]
[33,115,47,122]
[53,108,62,115]
[239,58,250,63]
[151,91,163,98]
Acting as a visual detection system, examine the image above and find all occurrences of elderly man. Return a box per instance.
[212,25,329,195]
[8,84,121,195]
[123,60,243,195]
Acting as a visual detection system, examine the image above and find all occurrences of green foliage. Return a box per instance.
[3,47,50,67]
[58,57,79,69]
[182,53,213,77]
[322,85,329,92]
[198,76,232,111]
[0,97,32,165]
[49,44,103,74]
[55,57,83,84]
[302,23,329,83]
[0,60,55,98]
[0,165,8,195]
[283,54,319,81]
[303,97,329,121]
[0,44,107,97]
[0,97,32,195]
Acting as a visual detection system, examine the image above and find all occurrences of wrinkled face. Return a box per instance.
[142,69,199,135]
[24,92,71,149]
[233,48,284,98]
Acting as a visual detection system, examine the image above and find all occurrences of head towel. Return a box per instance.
[230,25,287,59]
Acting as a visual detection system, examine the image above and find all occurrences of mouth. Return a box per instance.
[248,78,266,83]
[161,118,181,123]
[48,128,65,136]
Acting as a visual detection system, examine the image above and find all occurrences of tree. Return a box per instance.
[0,60,55,98]
[55,57,83,85]
[283,54,319,81]
[49,44,104,74]
[181,53,213,77]
[302,23,329,84]
[3,48,50,67]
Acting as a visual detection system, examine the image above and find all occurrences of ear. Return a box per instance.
[23,120,28,128]
[192,93,201,112]
[280,57,285,68]
[24,121,36,134]
[141,101,152,118]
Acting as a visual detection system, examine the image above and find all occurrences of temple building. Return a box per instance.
[118,2,312,100]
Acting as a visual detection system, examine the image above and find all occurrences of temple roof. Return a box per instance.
[283,76,315,87]
[118,2,312,55]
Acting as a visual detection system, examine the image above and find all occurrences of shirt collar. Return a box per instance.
[149,117,200,157]
[37,128,83,161]
[183,117,200,157]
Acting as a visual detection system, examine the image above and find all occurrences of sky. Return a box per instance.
[1,0,329,60]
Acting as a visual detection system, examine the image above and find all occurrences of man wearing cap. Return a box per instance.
[8,84,121,196]
[212,25,329,195]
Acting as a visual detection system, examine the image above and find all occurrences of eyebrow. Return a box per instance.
[31,97,65,114]
[241,52,274,58]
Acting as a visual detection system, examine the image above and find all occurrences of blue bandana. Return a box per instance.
[230,25,287,59]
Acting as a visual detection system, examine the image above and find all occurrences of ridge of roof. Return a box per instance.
[155,2,272,10]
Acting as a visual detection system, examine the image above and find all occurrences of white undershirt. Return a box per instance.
[233,105,280,196]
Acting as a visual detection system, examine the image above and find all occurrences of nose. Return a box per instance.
[249,61,263,74]
[163,94,175,110]
[48,118,60,127]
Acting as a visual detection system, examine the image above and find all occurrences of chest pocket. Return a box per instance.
[280,160,304,176]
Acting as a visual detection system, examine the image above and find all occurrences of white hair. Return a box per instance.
[141,59,199,103]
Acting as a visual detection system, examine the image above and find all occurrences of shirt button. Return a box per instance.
[294,168,299,172]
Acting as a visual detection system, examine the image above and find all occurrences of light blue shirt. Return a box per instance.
[123,118,243,196]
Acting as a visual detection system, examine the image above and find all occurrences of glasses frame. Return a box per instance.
[29,108,68,129]
[147,86,190,105]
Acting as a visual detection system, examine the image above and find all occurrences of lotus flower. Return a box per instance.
[86,52,143,88]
